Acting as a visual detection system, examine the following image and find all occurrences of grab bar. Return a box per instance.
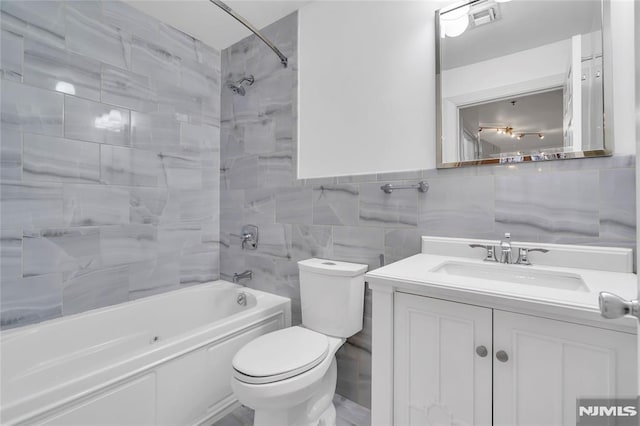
[380,181,429,194]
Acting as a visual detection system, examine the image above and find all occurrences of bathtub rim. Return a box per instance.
[1,280,275,340]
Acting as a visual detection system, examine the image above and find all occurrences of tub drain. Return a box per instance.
[150,336,160,344]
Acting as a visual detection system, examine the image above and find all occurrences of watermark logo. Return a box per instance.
[577,398,639,425]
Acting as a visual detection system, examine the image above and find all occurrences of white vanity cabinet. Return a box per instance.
[493,310,636,426]
[392,292,637,426]
[394,293,492,426]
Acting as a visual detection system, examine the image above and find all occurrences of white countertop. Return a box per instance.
[366,253,638,333]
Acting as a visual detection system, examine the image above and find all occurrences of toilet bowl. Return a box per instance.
[230,259,368,426]
[232,327,344,426]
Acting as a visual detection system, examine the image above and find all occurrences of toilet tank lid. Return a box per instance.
[298,258,368,277]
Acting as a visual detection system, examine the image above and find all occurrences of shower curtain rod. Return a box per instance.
[209,0,288,68]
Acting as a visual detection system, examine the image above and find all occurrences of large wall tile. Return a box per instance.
[599,168,636,241]
[65,4,130,69]
[495,170,600,240]
[65,96,130,146]
[1,127,21,180]
[1,181,64,229]
[131,111,181,151]
[179,189,217,224]
[157,224,202,255]
[1,29,22,81]
[23,227,101,277]
[23,134,100,183]
[252,223,292,260]
[102,0,158,42]
[244,189,276,225]
[1,80,63,136]
[418,175,495,236]
[332,226,384,270]
[63,184,129,226]
[100,224,157,267]
[291,225,332,261]
[129,255,180,299]
[1,273,63,329]
[258,151,294,188]
[359,182,418,228]
[62,265,129,315]
[0,1,65,48]
[384,228,425,264]
[100,145,166,187]
[160,147,204,189]
[222,156,259,189]
[101,65,158,113]
[181,122,218,152]
[241,119,277,154]
[312,185,359,226]
[0,229,22,281]
[130,187,178,225]
[24,39,101,101]
[131,36,181,87]
[157,23,197,63]
[276,187,312,225]
[180,244,219,285]
[156,81,203,123]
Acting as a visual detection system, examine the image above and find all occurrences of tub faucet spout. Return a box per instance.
[233,270,253,284]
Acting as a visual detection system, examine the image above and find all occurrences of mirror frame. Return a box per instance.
[434,1,612,169]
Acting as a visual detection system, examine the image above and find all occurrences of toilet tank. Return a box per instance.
[298,258,368,338]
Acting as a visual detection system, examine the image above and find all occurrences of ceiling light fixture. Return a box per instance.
[478,126,545,140]
[440,4,470,38]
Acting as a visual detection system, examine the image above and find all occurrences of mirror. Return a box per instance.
[436,0,610,168]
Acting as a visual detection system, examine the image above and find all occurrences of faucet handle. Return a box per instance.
[516,247,549,265]
[503,232,511,240]
[469,244,498,262]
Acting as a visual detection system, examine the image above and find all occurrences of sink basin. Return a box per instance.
[431,261,589,292]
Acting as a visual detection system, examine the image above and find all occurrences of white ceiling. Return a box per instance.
[124,0,311,50]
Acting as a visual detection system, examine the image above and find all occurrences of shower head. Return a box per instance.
[227,75,255,96]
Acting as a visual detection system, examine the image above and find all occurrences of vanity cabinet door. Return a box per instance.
[393,293,492,426]
[493,310,637,426]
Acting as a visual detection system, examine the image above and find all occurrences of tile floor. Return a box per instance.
[213,394,371,426]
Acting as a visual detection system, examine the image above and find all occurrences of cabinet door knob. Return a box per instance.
[475,345,488,357]
[496,350,509,362]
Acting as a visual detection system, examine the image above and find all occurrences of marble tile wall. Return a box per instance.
[220,13,636,409]
[0,0,221,329]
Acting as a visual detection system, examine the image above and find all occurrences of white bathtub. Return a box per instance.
[0,281,291,425]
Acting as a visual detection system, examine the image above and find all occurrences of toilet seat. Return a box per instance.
[233,326,329,385]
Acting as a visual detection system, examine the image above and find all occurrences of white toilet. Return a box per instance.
[230,258,368,426]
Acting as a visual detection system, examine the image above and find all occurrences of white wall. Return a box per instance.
[298,1,440,178]
[441,40,570,102]
[297,0,635,179]
[606,0,635,155]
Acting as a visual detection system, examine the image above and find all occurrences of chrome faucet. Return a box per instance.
[499,233,512,264]
[469,244,498,262]
[233,270,253,283]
